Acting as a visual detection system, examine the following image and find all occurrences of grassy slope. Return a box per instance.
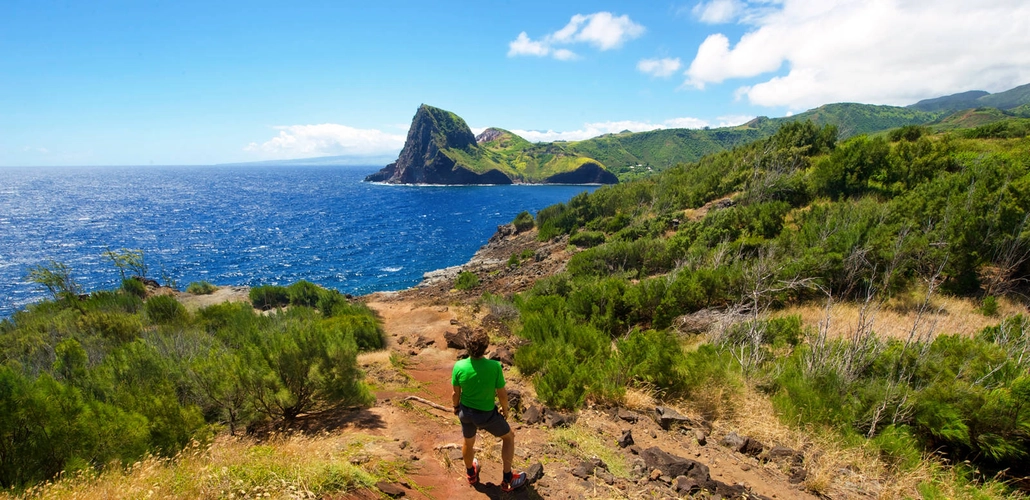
[446,127,606,182]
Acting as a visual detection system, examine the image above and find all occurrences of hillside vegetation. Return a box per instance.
[0,275,380,490]
[498,119,1030,494]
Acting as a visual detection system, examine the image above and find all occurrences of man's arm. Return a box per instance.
[452,385,462,414]
[496,388,510,419]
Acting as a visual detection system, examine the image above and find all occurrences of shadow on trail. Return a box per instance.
[472,482,544,499]
[249,406,387,437]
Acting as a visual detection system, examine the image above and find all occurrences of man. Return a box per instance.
[451,328,527,491]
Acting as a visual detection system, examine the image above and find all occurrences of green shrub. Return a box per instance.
[77,311,142,343]
[507,253,521,268]
[144,294,187,324]
[250,285,289,310]
[186,281,216,295]
[454,271,479,291]
[287,280,322,308]
[122,277,147,298]
[513,210,535,232]
[980,296,999,317]
[243,312,374,420]
[569,231,606,248]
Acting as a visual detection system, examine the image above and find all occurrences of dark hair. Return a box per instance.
[463,328,490,358]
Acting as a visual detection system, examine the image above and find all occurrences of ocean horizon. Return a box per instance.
[0,164,597,317]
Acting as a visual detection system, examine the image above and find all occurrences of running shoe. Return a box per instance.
[500,470,528,491]
[466,458,480,485]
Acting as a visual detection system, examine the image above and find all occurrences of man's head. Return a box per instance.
[463,328,490,358]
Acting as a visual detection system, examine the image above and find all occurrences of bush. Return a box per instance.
[454,271,479,290]
[144,294,187,324]
[77,311,142,343]
[569,231,606,248]
[122,277,147,298]
[186,281,216,295]
[250,285,289,310]
[287,280,322,308]
[243,312,374,420]
[513,211,535,232]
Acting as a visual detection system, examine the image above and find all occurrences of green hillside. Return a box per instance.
[505,118,1030,495]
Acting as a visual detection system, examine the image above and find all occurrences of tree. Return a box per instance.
[103,248,148,280]
[26,260,80,301]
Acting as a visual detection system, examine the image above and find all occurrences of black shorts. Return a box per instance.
[457,405,511,439]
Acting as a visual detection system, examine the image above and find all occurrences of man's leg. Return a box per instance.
[500,429,515,473]
[463,435,477,469]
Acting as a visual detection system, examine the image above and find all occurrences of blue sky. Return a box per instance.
[2,0,1029,166]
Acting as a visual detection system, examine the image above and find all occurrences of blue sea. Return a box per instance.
[0,165,596,318]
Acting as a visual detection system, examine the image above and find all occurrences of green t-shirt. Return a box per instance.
[451,357,506,411]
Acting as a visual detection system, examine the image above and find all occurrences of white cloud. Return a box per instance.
[507,12,645,61]
[684,0,1030,109]
[245,124,405,159]
[692,0,746,23]
[506,114,752,143]
[638,58,683,78]
[507,32,550,57]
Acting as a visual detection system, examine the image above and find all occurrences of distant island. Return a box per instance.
[364,104,619,185]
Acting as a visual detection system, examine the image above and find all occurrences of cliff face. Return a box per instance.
[364,105,512,184]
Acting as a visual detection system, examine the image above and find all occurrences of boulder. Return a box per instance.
[522,405,543,425]
[444,326,471,349]
[489,347,514,366]
[741,436,765,457]
[617,408,641,423]
[376,481,406,498]
[767,445,804,465]
[544,408,576,428]
[654,406,695,430]
[639,447,714,488]
[721,432,746,452]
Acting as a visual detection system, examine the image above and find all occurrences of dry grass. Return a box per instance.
[3,432,406,500]
[780,293,1026,341]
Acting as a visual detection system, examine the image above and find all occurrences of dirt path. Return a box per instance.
[361,296,826,500]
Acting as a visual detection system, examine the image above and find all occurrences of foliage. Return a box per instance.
[26,260,81,301]
[0,277,378,489]
[454,271,479,291]
[512,210,535,232]
[143,294,187,324]
[250,285,289,310]
[121,277,147,298]
[102,248,148,280]
[186,281,216,295]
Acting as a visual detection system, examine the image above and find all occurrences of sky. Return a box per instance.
[2,0,1029,166]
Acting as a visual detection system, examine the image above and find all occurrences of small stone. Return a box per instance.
[695,429,707,446]
[740,464,752,472]
[649,469,663,481]
[399,440,409,450]
[618,429,634,448]
[526,462,545,482]
[597,470,616,485]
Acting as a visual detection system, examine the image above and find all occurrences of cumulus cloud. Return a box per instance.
[638,58,683,78]
[507,12,645,60]
[508,115,752,143]
[245,124,404,159]
[683,0,1030,109]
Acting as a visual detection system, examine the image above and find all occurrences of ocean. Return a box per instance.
[0,165,597,318]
